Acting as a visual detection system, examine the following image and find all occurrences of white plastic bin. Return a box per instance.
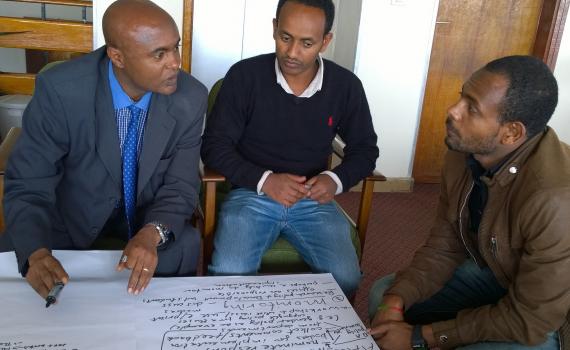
[0,95,31,140]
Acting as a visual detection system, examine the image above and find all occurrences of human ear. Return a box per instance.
[320,32,333,53]
[106,46,124,69]
[502,121,526,145]
[272,18,278,40]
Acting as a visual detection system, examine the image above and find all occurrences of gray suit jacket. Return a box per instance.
[3,47,207,273]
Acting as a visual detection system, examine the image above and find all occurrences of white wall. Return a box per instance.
[550,29,570,144]
[191,0,276,91]
[355,0,439,177]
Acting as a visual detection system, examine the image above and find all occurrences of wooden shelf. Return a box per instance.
[5,0,92,7]
[0,73,35,95]
[0,17,93,52]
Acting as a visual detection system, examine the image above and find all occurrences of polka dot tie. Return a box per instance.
[123,105,142,238]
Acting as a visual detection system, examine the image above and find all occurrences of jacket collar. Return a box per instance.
[95,49,122,187]
[479,127,547,188]
[136,92,176,197]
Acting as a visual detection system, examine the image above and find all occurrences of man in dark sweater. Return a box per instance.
[201,0,379,296]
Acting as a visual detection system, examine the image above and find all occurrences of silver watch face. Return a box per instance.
[151,223,169,245]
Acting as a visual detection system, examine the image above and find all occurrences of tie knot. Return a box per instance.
[129,105,142,119]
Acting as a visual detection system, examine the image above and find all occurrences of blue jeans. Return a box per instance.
[209,188,361,296]
[368,260,559,349]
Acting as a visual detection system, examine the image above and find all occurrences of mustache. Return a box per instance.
[284,57,301,65]
[445,118,456,133]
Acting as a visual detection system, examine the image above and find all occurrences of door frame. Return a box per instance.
[534,0,569,69]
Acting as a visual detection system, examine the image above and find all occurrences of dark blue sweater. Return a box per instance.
[201,53,379,191]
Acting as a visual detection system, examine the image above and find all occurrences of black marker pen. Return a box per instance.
[45,282,65,308]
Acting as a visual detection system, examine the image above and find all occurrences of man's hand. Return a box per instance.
[116,224,160,295]
[26,248,69,299]
[368,320,413,350]
[262,173,309,207]
[305,174,337,204]
[371,294,405,327]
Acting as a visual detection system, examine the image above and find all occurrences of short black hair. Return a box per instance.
[275,0,335,35]
[483,55,558,137]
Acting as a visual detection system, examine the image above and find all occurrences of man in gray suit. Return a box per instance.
[0,0,207,299]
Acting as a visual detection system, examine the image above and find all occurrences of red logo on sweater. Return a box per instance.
[328,116,333,127]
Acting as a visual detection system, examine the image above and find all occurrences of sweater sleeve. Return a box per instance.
[331,77,379,190]
[201,65,267,190]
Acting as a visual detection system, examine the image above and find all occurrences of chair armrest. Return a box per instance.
[356,172,386,257]
[200,166,225,237]
[200,166,226,183]
[331,137,386,179]
[365,170,387,182]
[332,134,386,257]
[199,166,226,275]
[332,135,345,159]
[0,127,22,175]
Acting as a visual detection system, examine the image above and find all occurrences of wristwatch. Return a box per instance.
[411,324,428,349]
[148,222,170,246]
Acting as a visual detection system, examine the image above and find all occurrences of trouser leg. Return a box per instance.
[208,189,282,275]
[368,260,560,350]
[282,199,361,297]
[404,259,507,325]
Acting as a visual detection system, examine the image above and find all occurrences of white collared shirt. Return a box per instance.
[275,54,324,98]
[257,54,343,196]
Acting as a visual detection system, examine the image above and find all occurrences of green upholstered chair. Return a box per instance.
[199,79,386,275]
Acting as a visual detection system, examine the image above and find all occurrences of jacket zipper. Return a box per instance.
[490,234,498,258]
[459,182,479,265]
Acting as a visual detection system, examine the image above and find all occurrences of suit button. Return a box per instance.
[91,228,98,234]
[439,335,448,343]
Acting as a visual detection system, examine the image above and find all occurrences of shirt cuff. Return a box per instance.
[321,170,343,194]
[257,170,273,195]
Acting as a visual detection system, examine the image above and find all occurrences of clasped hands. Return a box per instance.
[262,173,337,207]
[26,224,162,300]
[367,295,430,350]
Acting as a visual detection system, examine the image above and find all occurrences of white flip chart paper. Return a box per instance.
[0,251,379,350]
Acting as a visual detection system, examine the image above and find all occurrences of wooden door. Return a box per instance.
[412,0,565,183]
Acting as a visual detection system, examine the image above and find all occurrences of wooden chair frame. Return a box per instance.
[199,138,386,275]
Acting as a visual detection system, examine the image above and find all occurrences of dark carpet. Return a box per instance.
[335,183,440,324]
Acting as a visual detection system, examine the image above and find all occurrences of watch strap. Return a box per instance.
[411,324,428,349]
[148,222,169,246]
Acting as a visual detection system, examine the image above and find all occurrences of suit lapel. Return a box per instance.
[95,55,122,187]
[137,93,176,197]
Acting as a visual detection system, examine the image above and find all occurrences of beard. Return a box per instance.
[445,119,499,155]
